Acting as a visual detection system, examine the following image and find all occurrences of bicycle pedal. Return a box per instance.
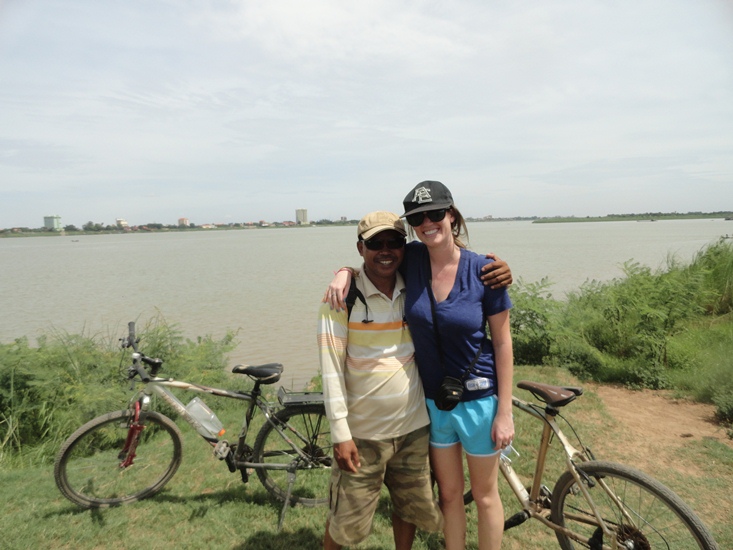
[213,440,230,460]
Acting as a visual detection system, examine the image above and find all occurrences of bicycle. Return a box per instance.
[54,322,333,529]
[454,380,719,549]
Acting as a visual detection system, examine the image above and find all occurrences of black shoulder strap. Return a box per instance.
[345,278,369,322]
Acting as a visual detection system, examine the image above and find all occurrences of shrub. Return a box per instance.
[548,336,606,379]
[512,240,733,426]
[0,319,236,468]
[689,238,733,314]
[509,277,560,365]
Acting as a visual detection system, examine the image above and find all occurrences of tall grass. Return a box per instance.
[0,316,236,468]
[509,238,733,426]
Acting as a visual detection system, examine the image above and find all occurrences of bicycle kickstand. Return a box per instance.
[277,466,298,532]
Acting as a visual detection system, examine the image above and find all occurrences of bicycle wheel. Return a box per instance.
[550,460,718,550]
[253,404,332,507]
[54,409,183,508]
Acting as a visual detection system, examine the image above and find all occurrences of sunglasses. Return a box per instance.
[405,208,448,227]
[363,236,406,251]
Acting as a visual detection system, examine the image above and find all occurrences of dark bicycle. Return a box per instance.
[54,322,332,529]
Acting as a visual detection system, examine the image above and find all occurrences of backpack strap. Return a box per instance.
[345,277,370,322]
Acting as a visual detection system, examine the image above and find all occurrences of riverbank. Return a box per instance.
[0,221,357,238]
[533,211,733,223]
[4,211,733,237]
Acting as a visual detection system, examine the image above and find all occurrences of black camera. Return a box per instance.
[435,376,463,411]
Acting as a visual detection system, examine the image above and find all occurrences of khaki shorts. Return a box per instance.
[327,425,443,547]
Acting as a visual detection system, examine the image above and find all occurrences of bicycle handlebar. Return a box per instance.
[123,321,163,382]
[122,321,139,351]
[134,361,151,382]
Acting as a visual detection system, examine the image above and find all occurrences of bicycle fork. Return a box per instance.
[118,399,146,468]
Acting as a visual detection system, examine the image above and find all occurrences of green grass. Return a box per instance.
[2,365,730,549]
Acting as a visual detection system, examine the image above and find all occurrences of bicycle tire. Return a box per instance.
[550,460,718,550]
[253,404,332,507]
[54,409,183,508]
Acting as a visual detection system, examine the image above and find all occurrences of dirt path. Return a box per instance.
[589,384,732,476]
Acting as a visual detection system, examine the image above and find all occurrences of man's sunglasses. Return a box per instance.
[363,236,406,251]
[405,208,448,227]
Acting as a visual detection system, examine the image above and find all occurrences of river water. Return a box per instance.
[2,219,729,389]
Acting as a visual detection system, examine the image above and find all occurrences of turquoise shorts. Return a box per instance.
[426,395,499,457]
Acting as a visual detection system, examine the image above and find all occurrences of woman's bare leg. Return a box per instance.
[431,444,467,550]
[467,453,503,550]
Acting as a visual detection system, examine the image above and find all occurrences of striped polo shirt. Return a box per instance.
[318,270,429,443]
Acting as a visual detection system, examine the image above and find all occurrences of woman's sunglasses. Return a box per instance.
[405,208,448,227]
[363,236,406,251]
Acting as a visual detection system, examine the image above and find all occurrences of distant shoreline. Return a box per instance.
[531,212,733,224]
[2,211,732,238]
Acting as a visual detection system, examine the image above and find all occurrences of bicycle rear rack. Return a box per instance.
[277,387,324,406]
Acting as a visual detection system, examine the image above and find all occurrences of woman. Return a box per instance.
[326,181,514,550]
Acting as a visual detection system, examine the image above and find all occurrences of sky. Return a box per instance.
[1,0,732,228]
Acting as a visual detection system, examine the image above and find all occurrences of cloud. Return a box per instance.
[0,0,732,227]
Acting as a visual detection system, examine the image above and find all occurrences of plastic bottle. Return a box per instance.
[501,444,517,459]
[185,397,225,438]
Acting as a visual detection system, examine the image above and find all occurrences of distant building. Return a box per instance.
[44,215,61,231]
[178,217,190,227]
[296,209,308,225]
[116,218,129,228]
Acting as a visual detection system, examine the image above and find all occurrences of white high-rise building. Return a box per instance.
[44,215,61,231]
[296,209,308,225]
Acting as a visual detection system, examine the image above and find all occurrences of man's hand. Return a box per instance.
[333,440,361,473]
[481,253,513,289]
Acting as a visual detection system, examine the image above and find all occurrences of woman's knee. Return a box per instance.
[437,480,465,505]
[471,486,501,511]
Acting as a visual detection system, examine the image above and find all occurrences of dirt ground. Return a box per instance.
[589,384,732,476]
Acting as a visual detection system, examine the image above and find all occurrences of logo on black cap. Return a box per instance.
[412,186,433,204]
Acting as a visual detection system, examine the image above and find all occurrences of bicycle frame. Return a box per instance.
[499,394,618,548]
[133,376,323,472]
[126,374,328,530]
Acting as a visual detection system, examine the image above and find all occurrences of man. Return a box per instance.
[317,211,443,549]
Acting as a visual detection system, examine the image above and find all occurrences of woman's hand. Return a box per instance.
[492,411,515,452]
[322,268,354,312]
[480,253,513,289]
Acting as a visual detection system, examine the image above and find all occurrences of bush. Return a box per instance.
[509,277,560,365]
[0,319,236,468]
[505,240,733,427]
[548,336,606,379]
[689,238,733,314]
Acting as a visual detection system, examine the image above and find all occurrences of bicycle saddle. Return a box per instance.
[232,363,283,384]
[517,380,583,408]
